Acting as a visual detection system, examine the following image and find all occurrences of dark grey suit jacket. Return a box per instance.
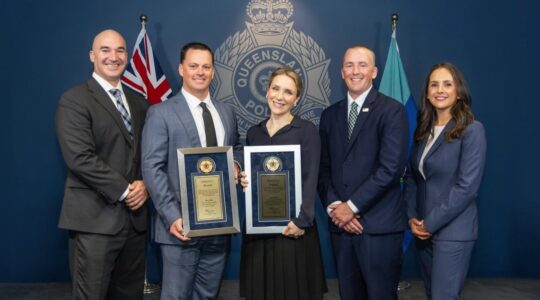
[55,78,149,235]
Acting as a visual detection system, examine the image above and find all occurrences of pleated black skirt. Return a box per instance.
[239,225,328,300]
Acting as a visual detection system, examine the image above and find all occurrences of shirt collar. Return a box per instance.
[347,85,373,108]
[92,72,123,94]
[182,88,213,110]
[258,115,301,130]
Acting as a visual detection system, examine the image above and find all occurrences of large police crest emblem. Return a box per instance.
[212,0,331,139]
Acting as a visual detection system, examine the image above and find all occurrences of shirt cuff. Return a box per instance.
[118,185,130,202]
[347,200,359,214]
[326,200,342,216]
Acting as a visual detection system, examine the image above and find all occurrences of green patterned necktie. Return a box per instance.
[348,101,358,139]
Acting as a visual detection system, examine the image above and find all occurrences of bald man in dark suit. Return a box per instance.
[55,29,149,299]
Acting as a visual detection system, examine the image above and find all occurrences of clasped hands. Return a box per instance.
[124,180,148,211]
[329,202,364,234]
[408,218,432,240]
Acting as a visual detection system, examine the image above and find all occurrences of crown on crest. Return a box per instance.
[246,0,294,34]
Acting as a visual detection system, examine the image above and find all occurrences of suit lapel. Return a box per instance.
[415,141,427,170]
[334,100,349,149]
[214,101,230,144]
[123,86,145,148]
[171,95,202,147]
[345,88,377,155]
[87,79,134,147]
[423,120,455,162]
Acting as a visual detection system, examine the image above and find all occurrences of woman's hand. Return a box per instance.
[409,218,432,240]
[239,171,249,192]
[282,221,305,238]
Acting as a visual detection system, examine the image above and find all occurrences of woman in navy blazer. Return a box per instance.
[405,62,486,300]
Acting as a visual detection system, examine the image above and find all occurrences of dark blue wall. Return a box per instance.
[2,0,539,282]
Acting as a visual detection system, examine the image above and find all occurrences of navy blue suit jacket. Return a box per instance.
[405,120,486,241]
[318,88,409,234]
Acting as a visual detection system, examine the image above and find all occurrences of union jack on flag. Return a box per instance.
[122,25,172,104]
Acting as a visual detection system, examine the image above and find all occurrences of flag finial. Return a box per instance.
[391,13,399,32]
[140,15,148,27]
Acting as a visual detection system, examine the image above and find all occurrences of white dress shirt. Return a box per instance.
[419,125,445,179]
[182,88,225,147]
[92,72,131,115]
[92,72,131,201]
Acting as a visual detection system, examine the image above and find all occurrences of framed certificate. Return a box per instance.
[177,146,240,237]
[244,145,302,234]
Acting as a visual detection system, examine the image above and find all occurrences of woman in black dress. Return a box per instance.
[239,67,327,300]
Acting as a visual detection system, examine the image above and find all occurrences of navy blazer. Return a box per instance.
[318,88,409,234]
[405,120,486,241]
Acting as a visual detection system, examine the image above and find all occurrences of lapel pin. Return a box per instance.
[362,108,369,112]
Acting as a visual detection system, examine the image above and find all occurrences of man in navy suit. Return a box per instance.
[318,45,409,300]
[142,42,242,300]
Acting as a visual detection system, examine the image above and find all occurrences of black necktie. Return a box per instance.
[200,102,217,147]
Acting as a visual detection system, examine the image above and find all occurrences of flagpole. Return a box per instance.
[139,14,160,295]
[140,14,147,28]
[391,13,398,32]
[390,11,413,293]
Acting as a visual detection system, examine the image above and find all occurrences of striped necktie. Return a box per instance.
[109,89,133,140]
[348,101,358,139]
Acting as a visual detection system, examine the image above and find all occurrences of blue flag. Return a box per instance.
[379,29,418,253]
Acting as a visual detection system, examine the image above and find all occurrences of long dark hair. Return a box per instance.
[414,62,475,144]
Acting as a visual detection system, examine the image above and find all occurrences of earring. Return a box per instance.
[294,101,298,107]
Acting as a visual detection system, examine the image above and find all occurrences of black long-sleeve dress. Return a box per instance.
[240,116,327,300]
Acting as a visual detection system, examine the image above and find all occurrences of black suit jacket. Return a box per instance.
[318,88,409,234]
[55,78,149,235]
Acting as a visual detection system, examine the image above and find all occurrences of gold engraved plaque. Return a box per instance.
[259,173,288,220]
[193,175,225,222]
[245,145,301,233]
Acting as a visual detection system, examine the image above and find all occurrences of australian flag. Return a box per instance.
[122,25,172,104]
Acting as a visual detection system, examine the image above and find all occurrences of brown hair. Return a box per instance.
[415,62,475,144]
[268,66,303,97]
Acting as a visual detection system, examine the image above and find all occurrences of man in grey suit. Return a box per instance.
[142,42,242,300]
[55,29,149,299]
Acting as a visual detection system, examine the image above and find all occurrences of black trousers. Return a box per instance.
[69,220,146,300]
